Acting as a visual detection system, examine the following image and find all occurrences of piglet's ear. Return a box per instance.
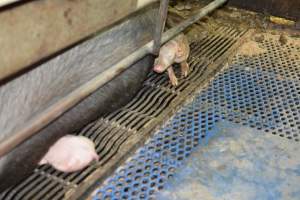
[154,58,158,65]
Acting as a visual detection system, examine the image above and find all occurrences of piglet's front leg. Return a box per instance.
[180,61,189,77]
[167,66,178,86]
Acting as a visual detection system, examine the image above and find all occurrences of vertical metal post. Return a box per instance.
[153,0,170,55]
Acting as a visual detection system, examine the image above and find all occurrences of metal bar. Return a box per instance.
[161,0,227,44]
[0,0,19,7]
[153,0,170,55]
[0,0,227,157]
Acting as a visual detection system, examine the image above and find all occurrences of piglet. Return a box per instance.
[153,34,190,86]
[39,135,99,172]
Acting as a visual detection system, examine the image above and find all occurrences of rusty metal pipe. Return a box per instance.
[0,0,227,157]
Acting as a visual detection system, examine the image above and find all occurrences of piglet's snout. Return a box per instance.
[153,64,165,73]
[39,135,99,173]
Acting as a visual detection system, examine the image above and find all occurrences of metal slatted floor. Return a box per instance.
[0,24,246,200]
[90,32,300,199]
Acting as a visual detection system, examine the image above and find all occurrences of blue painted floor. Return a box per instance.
[92,33,300,200]
[157,121,300,200]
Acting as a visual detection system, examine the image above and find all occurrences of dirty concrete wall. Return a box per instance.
[229,0,300,21]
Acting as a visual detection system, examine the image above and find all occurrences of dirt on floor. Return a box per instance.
[237,40,267,56]
[168,0,300,44]
[167,0,300,65]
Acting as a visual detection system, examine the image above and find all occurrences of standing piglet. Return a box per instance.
[153,34,190,86]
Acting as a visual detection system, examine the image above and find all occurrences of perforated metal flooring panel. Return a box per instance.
[91,33,300,199]
[156,122,300,200]
[0,24,246,200]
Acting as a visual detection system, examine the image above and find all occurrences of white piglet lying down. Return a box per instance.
[39,135,99,172]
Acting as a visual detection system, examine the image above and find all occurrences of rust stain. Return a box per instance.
[63,7,73,26]
[113,9,118,15]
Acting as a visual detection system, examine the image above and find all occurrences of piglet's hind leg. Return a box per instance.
[167,66,178,86]
[180,61,189,77]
